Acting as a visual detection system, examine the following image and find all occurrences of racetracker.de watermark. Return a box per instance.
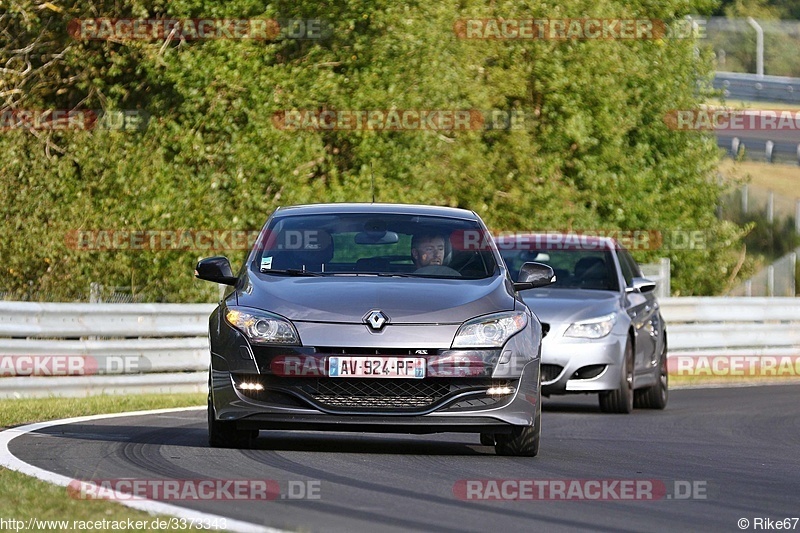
[66,228,714,253]
[65,229,260,251]
[453,18,706,40]
[0,355,148,376]
[463,230,711,252]
[665,109,800,131]
[271,109,527,131]
[0,109,149,131]
[68,18,329,40]
[669,355,800,378]
[453,479,708,500]
[67,479,321,501]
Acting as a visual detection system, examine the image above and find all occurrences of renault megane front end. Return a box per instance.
[195,203,553,456]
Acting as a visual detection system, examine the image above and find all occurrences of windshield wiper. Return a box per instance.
[331,272,416,277]
[260,269,324,277]
[322,272,416,277]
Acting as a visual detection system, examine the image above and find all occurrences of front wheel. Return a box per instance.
[599,339,634,414]
[495,391,541,456]
[208,394,257,448]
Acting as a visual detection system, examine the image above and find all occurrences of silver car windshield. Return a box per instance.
[501,249,620,291]
[251,213,498,279]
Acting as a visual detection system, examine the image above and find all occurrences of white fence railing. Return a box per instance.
[0,302,214,398]
[0,298,798,398]
[662,297,800,352]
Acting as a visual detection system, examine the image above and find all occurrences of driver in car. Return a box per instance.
[411,233,446,268]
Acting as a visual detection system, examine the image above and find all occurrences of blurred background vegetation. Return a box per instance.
[0,0,772,301]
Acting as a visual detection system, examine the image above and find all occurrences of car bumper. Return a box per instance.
[209,315,542,432]
[540,333,626,395]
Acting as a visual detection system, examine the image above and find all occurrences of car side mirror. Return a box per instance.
[513,262,555,291]
[626,277,656,294]
[195,256,238,286]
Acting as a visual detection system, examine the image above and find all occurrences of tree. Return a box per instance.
[1,0,745,300]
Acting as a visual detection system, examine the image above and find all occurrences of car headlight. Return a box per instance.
[564,313,616,339]
[225,307,299,345]
[452,311,528,348]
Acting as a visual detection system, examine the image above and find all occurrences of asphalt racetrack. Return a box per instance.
[6,385,800,532]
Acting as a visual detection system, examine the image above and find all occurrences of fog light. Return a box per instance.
[238,382,264,391]
[571,364,607,380]
[487,386,514,395]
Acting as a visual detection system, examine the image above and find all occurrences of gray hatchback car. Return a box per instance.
[196,204,554,456]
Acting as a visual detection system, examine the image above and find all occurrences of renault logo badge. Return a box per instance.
[364,310,389,331]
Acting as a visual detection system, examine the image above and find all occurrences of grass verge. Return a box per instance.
[0,393,205,532]
[707,98,800,111]
[719,159,800,219]
[670,373,800,388]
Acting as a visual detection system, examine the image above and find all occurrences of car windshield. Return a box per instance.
[500,248,620,291]
[250,213,498,279]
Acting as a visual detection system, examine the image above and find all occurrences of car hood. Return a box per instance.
[519,288,621,324]
[235,272,515,324]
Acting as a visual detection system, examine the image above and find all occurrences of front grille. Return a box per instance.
[232,374,515,413]
[313,378,449,409]
[541,364,564,383]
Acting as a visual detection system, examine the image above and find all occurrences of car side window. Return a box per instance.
[619,250,642,287]
[617,250,635,287]
[624,250,643,277]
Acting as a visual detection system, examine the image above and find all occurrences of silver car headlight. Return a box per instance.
[225,307,299,345]
[452,311,528,348]
[564,313,616,339]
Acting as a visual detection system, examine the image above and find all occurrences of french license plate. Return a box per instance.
[328,356,426,379]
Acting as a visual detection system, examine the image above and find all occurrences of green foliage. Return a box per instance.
[721,191,800,260]
[713,0,800,18]
[1,0,746,299]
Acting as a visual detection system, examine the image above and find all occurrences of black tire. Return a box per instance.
[495,391,541,457]
[634,341,668,410]
[480,433,495,446]
[207,394,257,448]
[599,339,634,414]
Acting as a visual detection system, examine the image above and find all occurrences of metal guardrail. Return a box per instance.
[714,72,800,104]
[660,297,800,352]
[0,301,212,337]
[0,299,798,398]
[0,302,214,398]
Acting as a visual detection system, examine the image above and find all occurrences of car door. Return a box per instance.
[617,249,658,373]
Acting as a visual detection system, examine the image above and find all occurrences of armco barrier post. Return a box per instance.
[795,199,800,233]
[768,191,774,223]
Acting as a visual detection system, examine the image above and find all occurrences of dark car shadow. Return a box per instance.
[17,420,494,455]
[542,395,604,413]
[248,431,489,455]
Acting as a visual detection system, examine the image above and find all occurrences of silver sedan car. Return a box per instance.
[496,233,668,413]
[196,204,555,455]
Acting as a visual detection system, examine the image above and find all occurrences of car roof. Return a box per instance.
[272,203,479,220]
[494,232,619,251]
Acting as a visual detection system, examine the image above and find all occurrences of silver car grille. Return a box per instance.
[540,364,564,383]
